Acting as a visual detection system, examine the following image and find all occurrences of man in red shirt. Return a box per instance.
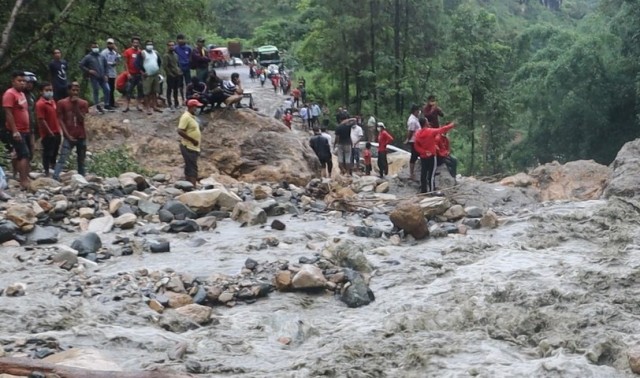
[53,82,89,181]
[414,117,455,194]
[36,82,62,177]
[122,36,144,112]
[2,71,31,189]
[376,122,394,178]
[436,132,458,183]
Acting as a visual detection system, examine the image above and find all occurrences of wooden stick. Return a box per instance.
[0,357,192,378]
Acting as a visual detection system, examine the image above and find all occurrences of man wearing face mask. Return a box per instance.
[123,36,144,112]
[101,38,121,110]
[79,41,110,114]
[53,82,89,181]
[136,40,162,115]
[35,82,61,176]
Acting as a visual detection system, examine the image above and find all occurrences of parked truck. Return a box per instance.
[257,45,280,67]
[228,41,242,58]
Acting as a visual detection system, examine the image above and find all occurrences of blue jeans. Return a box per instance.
[181,67,192,88]
[351,147,361,166]
[53,138,86,180]
[90,77,110,107]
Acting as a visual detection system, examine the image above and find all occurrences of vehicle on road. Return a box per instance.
[257,45,280,67]
[229,57,243,66]
[210,47,230,68]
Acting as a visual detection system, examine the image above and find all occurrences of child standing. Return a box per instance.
[363,142,373,175]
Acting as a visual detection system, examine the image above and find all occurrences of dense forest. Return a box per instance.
[0,0,638,175]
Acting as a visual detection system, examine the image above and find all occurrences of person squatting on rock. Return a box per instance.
[2,71,32,190]
[53,82,89,181]
[310,127,333,178]
[414,117,455,194]
[334,118,357,176]
[35,82,62,177]
[79,41,110,114]
[178,99,203,186]
[376,122,394,178]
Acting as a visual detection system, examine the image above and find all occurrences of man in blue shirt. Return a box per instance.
[175,34,192,100]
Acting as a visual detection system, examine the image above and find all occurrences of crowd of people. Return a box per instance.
[0,34,252,198]
[306,95,458,194]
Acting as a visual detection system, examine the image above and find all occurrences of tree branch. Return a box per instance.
[0,0,26,63]
[0,0,78,71]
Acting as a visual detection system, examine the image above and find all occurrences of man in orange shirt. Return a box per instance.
[53,82,89,180]
[122,36,144,112]
[2,71,31,189]
[36,82,62,177]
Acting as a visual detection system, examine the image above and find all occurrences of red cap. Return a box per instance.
[186,99,204,108]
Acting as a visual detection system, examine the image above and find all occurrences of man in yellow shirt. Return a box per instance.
[178,98,202,185]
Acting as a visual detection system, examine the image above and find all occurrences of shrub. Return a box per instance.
[87,146,152,178]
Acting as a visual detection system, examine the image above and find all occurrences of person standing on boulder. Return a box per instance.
[35,82,62,177]
[53,82,89,181]
[178,99,203,186]
[334,118,356,176]
[2,71,31,190]
[414,117,455,194]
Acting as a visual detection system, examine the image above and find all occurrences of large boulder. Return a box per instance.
[29,177,61,192]
[390,202,429,240]
[322,239,373,273]
[177,189,223,214]
[161,200,197,220]
[0,220,19,243]
[528,160,610,201]
[28,226,59,245]
[605,139,640,198]
[174,304,212,325]
[70,232,102,256]
[118,172,148,194]
[452,177,538,211]
[231,202,267,226]
[419,197,451,218]
[6,204,37,232]
[88,213,114,234]
[291,265,327,289]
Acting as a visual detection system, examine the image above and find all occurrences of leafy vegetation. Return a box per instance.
[87,146,151,178]
[0,0,638,176]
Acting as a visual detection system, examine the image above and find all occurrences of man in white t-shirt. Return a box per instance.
[299,104,309,130]
[350,121,364,171]
[405,104,421,180]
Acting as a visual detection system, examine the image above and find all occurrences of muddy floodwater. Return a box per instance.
[2,196,640,377]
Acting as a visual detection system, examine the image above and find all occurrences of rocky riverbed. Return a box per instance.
[2,72,640,377]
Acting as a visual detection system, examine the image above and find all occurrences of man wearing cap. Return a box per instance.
[191,38,210,83]
[79,41,110,114]
[101,38,121,110]
[3,71,31,190]
[376,122,394,178]
[178,99,202,186]
[175,34,192,92]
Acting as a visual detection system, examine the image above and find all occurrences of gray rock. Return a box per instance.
[162,200,197,220]
[52,250,77,270]
[351,226,383,238]
[207,210,230,219]
[462,218,481,229]
[114,213,137,229]
[464,206,483,218]
[266,205,286,217]
[138,200,161,216]
[150,241,171,253]
[175,181,195,191]
[244,258,258,270]
[28,226,59,245]
[0,220,18,243]
[256,199,277,211]
[88,214,115,234]
[153,173,168,182]
[271,220,286,231]
[192,286,207,304]
[441,223,459,234]
[159,311,198,333]
[340,269,375,308]
[168,220,200,233]
[115,204,135,217]
[159,209,174,223]
[70,232,102,257]
[231,202,267,226]
[292,264,327,289]
[322,239,373,273]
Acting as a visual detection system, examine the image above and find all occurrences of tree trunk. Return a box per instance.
[0,357,191,378]
[470,91,476,174]
[0,0,26,64]
[370,0,378,117]
[393,0,401,114]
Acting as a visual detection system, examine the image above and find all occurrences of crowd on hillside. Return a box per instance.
[1,34,253,197]
[305,96,458,194]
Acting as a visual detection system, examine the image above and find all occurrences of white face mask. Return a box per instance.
[91,47,99,53]
[146,45,153,52]
[377,127,382,132]
[43,91,54,100]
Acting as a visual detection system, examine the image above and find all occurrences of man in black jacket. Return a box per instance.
[309,128,332,178]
